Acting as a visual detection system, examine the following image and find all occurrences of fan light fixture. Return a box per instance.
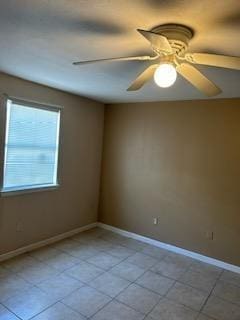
[154,63,177,88]
[74,23,240,96]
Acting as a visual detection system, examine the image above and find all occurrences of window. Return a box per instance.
[0,97,61,194]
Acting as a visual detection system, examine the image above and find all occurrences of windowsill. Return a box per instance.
[0,184,60,197]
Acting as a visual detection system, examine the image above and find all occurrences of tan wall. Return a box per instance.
[99,99,240,266]
[0,72,104,254]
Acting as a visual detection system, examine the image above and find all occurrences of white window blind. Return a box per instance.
[2,99,60,193]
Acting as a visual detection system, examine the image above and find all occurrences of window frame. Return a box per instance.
[0,94,63,197]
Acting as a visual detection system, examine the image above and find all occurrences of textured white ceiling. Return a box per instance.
[0,0,239,103]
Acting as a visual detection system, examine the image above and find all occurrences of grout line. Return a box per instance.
[0,232,167,317]
[0,302,22,320]
[86,298,114,319]
[61,292,113,319]
[98,223,240,274]
[27,301,61,320]
[130,272,163,318]
[84,233,230,317]
[199,268,224,313]
[1,227,240,320]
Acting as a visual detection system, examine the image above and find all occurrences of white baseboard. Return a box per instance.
[1,221,239,274]
[98,223,240,274]
[0,222,97,262]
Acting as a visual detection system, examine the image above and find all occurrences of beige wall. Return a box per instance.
[1,73,239,267]
[0,72,104,254]
[99,99,240,266]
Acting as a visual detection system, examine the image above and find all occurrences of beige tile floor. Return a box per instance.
[0,227,240,320]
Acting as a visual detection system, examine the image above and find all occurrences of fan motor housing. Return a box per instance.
[151,24,193,55]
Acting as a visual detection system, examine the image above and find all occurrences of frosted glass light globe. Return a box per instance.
[154,63,177,88]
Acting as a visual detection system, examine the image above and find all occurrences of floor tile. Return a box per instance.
[91,300,144,320]
[136,271,174,295]
[3,286,57,320]
[149,297,198,320]
[45,252,81,271]
[71,228,104,243]
[151,257,188,280]
[126,252,158,270]
[71,232,95,243]
[179,268,217,293]
[213,280,240,305]
[0,304,20,320]
[87,252,122,270]
[89,272,130,297]
[53,239,78,253]
[116,283,161,314]
[82,227,106,238]
[109,261,145,282]
[31,302,86,320]
[2,229,238,320]
[0,274,32,302]
[117,238,148,251]
[197,314,215,320]
[87,238,115,251]
[37,273,83,300]
[62,285,111,317]
[166,253,194,267]
[202,295,240,320]
[100,232,127,245]
[29,246,60,261]
[220,270,240,287]
[17,263,58,285]
[2,254,39,273]
[190,261,222,279]
[0,266,11,278]
[65,261,104,283]
[166,282,209,311]
[106,245,136,259]
[141,245,168,260]
[67,244,100,260]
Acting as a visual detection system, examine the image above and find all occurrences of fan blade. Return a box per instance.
[137,29,173,54]
[177,63,222,96]
[73,55,156,65]
[127,64,158,91]
[186,53,240,70]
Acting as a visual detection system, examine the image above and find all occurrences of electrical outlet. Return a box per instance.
[153,218,158,225]
[205,231,214,240]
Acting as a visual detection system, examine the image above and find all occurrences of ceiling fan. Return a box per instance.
[73,24,240,96]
